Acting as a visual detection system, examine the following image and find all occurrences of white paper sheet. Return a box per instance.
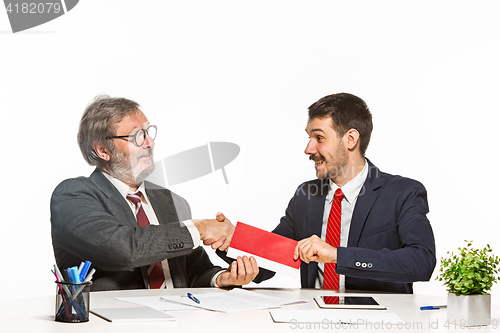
[116,296,199,311]
[160,288,307,312]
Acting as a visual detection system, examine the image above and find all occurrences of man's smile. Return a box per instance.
[310,155,325,167]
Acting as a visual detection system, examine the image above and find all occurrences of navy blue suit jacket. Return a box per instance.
[232,160,436,293]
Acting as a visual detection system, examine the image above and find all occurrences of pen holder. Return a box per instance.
[55,281,92,323]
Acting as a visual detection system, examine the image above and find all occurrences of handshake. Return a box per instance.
[192,213,259,287]
[191,212,234,251]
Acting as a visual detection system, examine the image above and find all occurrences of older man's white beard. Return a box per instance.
[108,149,155,187]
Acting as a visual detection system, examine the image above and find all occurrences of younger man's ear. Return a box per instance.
[345,129,360,151]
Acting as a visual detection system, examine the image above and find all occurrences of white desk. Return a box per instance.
[1,288,499,332]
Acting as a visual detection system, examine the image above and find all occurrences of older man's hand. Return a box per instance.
[192,212,234,251]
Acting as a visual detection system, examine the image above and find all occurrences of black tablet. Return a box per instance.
[314,296,386,309]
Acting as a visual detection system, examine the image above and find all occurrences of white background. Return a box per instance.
[1,1,499,303]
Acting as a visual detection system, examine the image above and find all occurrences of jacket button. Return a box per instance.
[355,261,361,267]
[367,263,373,269]
[361,263,367,268]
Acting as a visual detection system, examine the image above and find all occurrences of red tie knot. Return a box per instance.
[334,188,344,201]
[126,192,142,206]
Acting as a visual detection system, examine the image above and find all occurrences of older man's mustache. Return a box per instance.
[137,148,154,160]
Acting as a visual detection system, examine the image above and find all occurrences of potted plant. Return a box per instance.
[437,240,500,327]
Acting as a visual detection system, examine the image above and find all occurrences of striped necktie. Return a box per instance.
[323,188,344,290]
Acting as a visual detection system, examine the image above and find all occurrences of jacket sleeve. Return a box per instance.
[187,247,223,287]
[336,179,436,283]
[50,178,196,272]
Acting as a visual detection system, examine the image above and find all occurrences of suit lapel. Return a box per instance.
[145,182,187,288]
[89,167,121,198]
[144,183,178,225]
[306,179,329,288]
[307,180,329,237]
[89,168,137,224]
[348,161,382,247]
[90,170,178,224]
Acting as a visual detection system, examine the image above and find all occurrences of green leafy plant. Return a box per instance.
[437,241,500,296]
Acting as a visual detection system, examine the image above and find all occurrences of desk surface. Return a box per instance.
[1,288,499,332]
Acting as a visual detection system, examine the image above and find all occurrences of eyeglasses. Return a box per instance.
[107,125,157,147]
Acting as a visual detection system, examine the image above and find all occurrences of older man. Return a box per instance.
[51,95,258,291]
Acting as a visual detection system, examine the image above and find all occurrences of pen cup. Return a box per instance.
[55,281,92,323]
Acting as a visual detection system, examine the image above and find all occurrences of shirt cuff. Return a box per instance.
[211,269,226,287]
[183,220,201,248]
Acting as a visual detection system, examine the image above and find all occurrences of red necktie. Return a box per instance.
[127,192,166,289]
[323,188,344,290]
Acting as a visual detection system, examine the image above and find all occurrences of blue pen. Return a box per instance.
[65,267,79,318]
[420,305,447,310]
[70,266,81,297]
[67,268,74,283]
[68,266,80,297]
[71,266,81,283]
[187,293,200,304]
[79,261,91,282]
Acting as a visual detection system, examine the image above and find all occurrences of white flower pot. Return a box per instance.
[447,292,491,327]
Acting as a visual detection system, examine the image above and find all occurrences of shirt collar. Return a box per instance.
[327,159,369,204]
[102,172,150,205]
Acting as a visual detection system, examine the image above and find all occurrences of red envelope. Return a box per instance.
[227,222,301,277]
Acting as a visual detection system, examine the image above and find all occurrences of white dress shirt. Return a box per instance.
[315,160,369,290]
[103,173,223,288]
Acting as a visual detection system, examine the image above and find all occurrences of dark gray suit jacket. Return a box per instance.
[51,168,222,291]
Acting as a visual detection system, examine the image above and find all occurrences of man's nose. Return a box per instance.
[304,139,316,155]
[143,132,155,148]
